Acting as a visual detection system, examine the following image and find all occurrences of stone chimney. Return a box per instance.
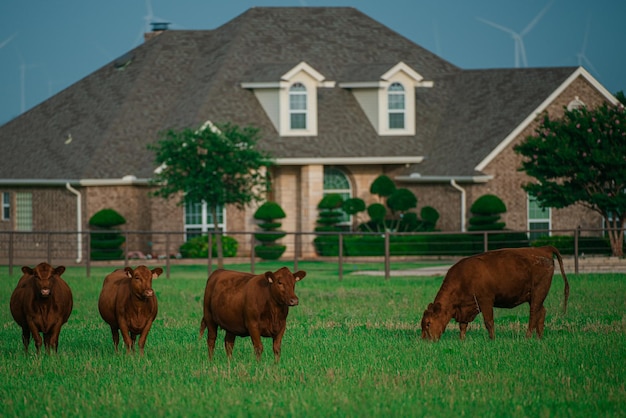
[144,22,170,42]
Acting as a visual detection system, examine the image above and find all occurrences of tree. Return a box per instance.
[514,100,626,256]
[149,121,272,266]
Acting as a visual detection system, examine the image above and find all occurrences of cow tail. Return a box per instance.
[550,245,570,314]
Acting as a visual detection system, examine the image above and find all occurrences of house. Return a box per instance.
[0,7,618,260]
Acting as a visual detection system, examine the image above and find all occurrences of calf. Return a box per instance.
[98,265,162,354]
[421,246,569,341]
[10,263,73,354]
[200,267,306,362]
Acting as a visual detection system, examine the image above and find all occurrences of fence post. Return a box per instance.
[8,231,14,276]
[208,234,213,277]
[124,230,129,268]
[338,232,343,281]
[47,232,52,264]
[165,233,171,279]
[250,233,255,274]
[293,232,299,273]
[574,227,580,274]
[86,231,91,278]
[384,231,390,280]
[483,231,488,253]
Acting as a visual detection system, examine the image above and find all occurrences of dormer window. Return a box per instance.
[388,82,405,129]
[289,83,307,129]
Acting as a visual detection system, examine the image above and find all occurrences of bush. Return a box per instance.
[89,208,126,260]
[532,235,613,255]
[179,235,238,258]
[254,244,287,260]
[254,201,287,260]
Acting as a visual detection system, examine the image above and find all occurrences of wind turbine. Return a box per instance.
[477,1,553,68]
[576,19,601,80]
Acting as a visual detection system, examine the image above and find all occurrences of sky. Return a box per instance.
[0,0,624,126]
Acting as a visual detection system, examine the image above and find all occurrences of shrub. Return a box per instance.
[532,235,613,255]
[179,235,238,258]
[89,208,126,260]
[468,194,507,231]
[254,201,287,260]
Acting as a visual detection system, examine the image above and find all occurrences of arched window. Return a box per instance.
[289,83,307,130]
[388,82,405,129]
[324,166,352,224]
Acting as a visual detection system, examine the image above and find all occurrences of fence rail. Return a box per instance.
[1,228,624,279]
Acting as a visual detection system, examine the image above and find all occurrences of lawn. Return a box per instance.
[0,262,624,417]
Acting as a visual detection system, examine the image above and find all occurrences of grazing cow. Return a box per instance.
[421,246,569,341]
[200,267,306,362]
[98,265,162,354]
[10,263,73,354]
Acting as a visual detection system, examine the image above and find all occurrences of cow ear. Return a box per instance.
[294,270,306,281]
[264,271,275,283]
[433,302,442,313]
[152,267,164,279]
[124,267,134,278]
[55,266,66,275]
[22,266,34,275]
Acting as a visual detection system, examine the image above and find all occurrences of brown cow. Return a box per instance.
[98,265,162,354]
[200,267,306,362]
[10,263,73,354]
[421,246,569,341]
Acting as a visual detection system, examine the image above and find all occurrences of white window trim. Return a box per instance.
[387,82,406,130]
[527,195,551,238]
[184,201,226,241]
[1,192,9,221]
[289,83,307,130]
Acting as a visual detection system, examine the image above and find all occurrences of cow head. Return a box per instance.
[22,263,66,298]
[265,267,306,306]
[421,302,448,341]
[125,266,163,300]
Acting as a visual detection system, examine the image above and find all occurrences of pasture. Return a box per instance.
[0,262,624,417]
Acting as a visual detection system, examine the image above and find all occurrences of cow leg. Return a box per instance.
[21,326,31,353]
[481,304,496,339]
[43,332,52,354]
[110,325,121,351]
[224,332,236,358]
[137,320,154,356]
[249,329,264,361]
[536,306,546,338]
[118,323,134,353]
[205,320,218,360]
[272,328,286,363]
[527,305,547,339]
[27,322,43,354]
[459,323,468,340]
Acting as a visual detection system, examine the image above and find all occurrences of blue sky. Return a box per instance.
[0,0,623,126]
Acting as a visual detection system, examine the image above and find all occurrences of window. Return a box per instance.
[289,83,307,130]
[388,82,405,129]
[324,167,352,224]
[184,201,225,240]
[16,192,32,231]
[2,192,9,220]
[528,195,550,241]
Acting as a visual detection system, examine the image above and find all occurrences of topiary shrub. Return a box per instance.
[89,208,126,260]
[179,235,238,258]
[420,206,440,231]
[254,201,287,260]
[468,194,507,231]
[314,193,345,256]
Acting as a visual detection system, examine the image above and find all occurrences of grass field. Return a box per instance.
[0,261,624,417]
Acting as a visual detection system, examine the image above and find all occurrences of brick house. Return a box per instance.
[0,7,618,260]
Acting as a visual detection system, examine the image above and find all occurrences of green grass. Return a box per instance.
[0,263,624,417]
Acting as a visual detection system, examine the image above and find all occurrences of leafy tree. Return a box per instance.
[370,174,396,199]
[514,100,626,256]
[149,122,272,266]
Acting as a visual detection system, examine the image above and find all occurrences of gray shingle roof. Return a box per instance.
[0,7,578,182]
